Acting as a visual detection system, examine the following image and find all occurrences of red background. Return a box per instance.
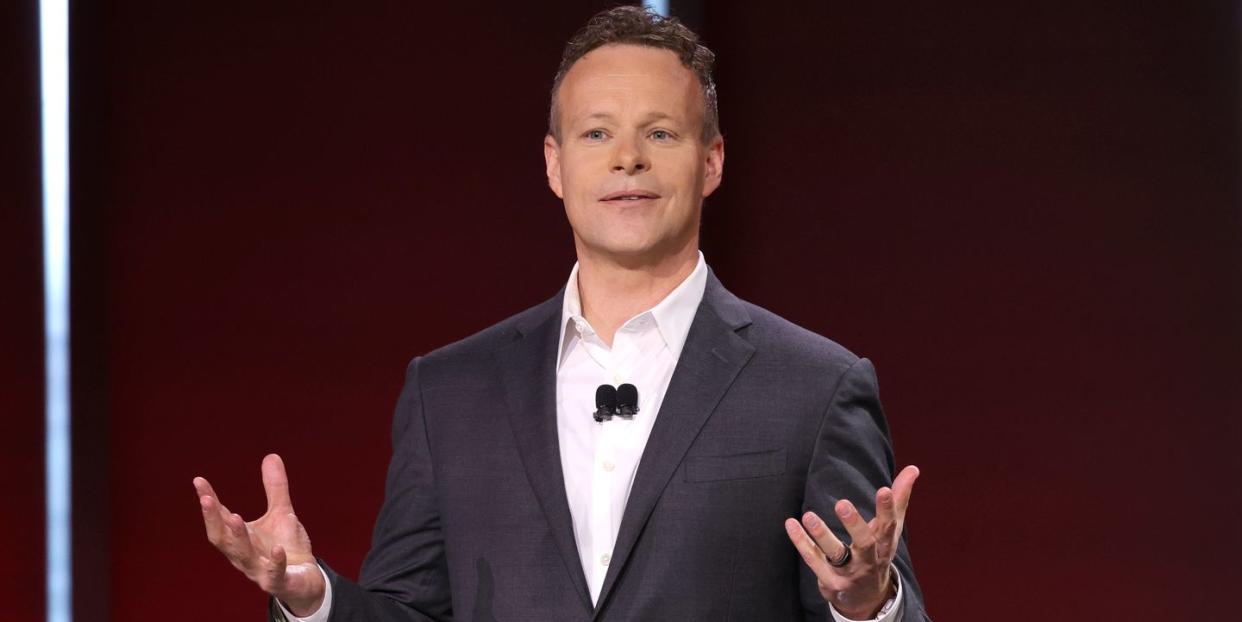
[5,1,1240,620]
[2,0,47,620]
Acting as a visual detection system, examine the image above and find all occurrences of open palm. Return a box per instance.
[785,465,920,619]
[194,454,325,615]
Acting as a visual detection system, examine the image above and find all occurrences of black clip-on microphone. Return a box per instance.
[594,384,618,422]
[616,383,639,419]
[594,383,639,422]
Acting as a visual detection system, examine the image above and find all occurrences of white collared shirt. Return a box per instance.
[555,252,709,604]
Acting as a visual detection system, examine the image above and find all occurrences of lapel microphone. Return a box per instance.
[616,383,639,419]
[594,384,617,422]
[593,383,640,422]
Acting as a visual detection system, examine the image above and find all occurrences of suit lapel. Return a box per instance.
[497,293,594,613]
[593,273,755,615]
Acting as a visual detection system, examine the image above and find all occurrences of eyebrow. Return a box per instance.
[584,111,677,125]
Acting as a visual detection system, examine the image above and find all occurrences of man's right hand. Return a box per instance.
[194,454,326,617]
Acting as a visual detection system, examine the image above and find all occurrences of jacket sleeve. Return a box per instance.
[800,357,930,622]
[271,357,453,622]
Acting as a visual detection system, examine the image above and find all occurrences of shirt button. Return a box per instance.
[600,554,611,566]
[612,374,623,383]
[602,460,615,472]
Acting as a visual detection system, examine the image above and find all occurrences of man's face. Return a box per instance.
[544,44,724,267]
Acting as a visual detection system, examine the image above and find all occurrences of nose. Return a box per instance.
[610,136,649,175]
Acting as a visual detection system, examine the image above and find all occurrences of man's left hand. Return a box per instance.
[784,465,920,619]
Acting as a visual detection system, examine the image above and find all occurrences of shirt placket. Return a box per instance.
[592,325,647,598]
[578,331,611,600]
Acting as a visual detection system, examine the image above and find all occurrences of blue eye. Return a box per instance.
[586,130,607,140]
[651,130,671,140]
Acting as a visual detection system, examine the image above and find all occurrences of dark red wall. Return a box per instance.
[61,2,1242,621]
[1,0,46,619]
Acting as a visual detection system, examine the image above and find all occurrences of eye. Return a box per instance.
[650,129,672,141]
[585,129,608,141]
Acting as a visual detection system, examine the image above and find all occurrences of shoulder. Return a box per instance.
[705,281,883,419]
[705,270,863,376]
[732,296,865,378]
[724,297,884,419]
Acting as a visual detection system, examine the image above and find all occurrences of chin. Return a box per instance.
[602,244,658,260]
[582,237,656,260]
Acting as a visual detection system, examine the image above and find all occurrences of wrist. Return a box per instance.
[280,567,327,617]
[837,573,897,620]
[283,595,324,618]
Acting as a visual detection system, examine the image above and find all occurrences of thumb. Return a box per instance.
[261,454,295,514]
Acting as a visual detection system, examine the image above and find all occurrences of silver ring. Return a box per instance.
[827,545,852,568]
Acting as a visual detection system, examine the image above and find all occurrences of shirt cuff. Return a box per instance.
[828,565,904,622]
[276,563,333,622]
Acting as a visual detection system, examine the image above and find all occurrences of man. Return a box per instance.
[195,7,927,621]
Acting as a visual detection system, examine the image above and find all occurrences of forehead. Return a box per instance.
[558,44,702,121]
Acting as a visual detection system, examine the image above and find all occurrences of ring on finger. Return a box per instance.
[827,545,852,568]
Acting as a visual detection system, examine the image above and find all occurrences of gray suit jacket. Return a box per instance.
[274,271,928,621]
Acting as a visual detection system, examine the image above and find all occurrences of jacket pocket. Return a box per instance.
[684,448,786,483]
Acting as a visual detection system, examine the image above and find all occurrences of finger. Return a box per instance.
[194,476,233,517]
[198,493,226,542]
[192,476,219,502]
[874,487,896,528]
[799,511,848,568]
[259,544,289,593]
[270,544,288,575]
[262,454,294,514]
[784,518,836,583]
[194,477,232,518]
[194,477,234,544]
[200,495,255,568]
[225,513,258,570]
[872,487,899,562]
[835,499,876,560]
[891,465,921,516]
[227,512,248,540]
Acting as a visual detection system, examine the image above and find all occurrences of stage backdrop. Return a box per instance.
[1,0,47,620]
[61,1,1242,620]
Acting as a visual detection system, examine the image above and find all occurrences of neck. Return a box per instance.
[575,241,699,347]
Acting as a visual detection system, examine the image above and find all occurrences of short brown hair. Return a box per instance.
[548,5,720,144]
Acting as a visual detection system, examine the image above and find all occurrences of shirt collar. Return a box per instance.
[558,252,708,370]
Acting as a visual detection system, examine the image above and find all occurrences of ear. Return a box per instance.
[544,134,564,199]
[701,134,725,197]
